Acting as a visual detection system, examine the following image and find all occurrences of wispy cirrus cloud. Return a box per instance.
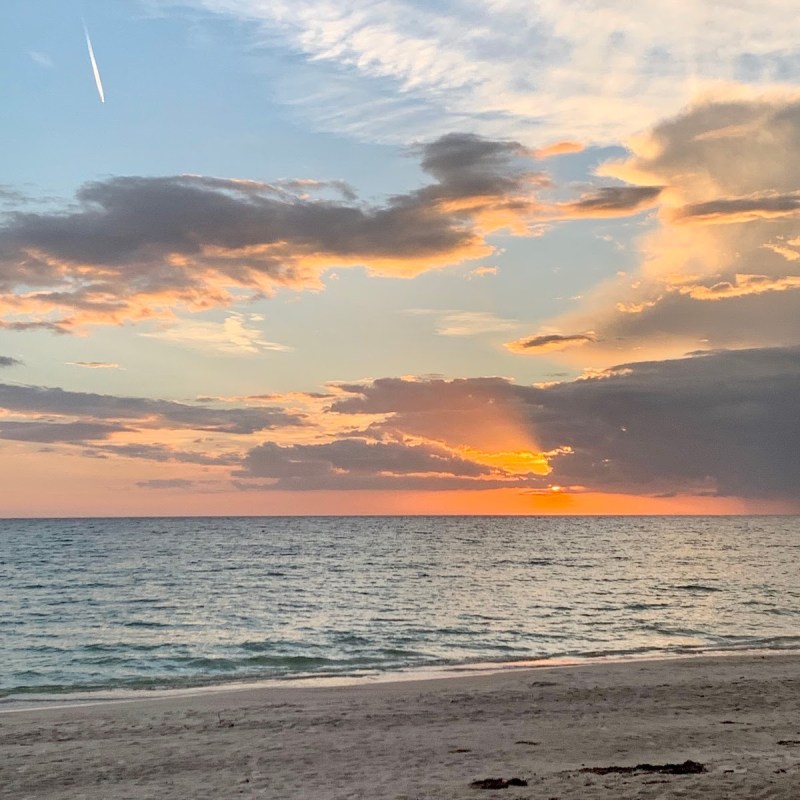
[406,309,520,337]
[157,0,800,144]
[28,50,53,68]
[141,314,292,354]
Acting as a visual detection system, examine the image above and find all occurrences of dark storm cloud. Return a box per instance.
[327,347,800,500]
[0,356,22,367]
[0,383,304,434]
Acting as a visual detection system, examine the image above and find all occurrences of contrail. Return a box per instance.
[83,22,105,103]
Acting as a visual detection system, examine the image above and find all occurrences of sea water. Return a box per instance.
[2,515,799,704]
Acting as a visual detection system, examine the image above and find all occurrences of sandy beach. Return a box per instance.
[2,653,799,799]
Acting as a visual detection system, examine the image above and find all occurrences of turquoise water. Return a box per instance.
[2,516,799,701]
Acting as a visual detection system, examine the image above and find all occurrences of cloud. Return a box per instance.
[0,186,28,205]
[505,332,595,353]
[406,309,519,337]
[0,421,130,443]
[324,347,800,500]
[237,437,538,490]
[88,443,241,465]
[28,51,53,68]
[136,478,200,489]
[466,265,498,279]
[675,191,800,223]
[677,274,800,300]
[273,178,357,202]
[33,346,785,499]
[0,320,70,333]
[559,186,663,217]
[0,135,553,329]
[329,375,543,457]
[534,141,585,159]
[7,348,796,502]
[159,0,800,145]
[141,314,292,354]
[0,129,669,332]
[0,383,304,435]
[68,361,121,369]
[0,356,22,367]
[136,478,222,490]
[528,347,800,499]
[537,93,800,362]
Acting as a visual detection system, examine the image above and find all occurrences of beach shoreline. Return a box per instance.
[3,651,799,798]
[2,645,797,713]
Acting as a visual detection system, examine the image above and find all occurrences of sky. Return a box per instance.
[2,0,800,516]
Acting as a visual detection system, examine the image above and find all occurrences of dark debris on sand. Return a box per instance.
[470,777,529,789]
[580,760,706,776]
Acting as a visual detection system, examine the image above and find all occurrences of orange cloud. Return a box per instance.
[678,274,800,300]
[534,141,585,159]
[530,93,800,363]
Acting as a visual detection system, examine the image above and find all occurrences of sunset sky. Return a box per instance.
[2,0,799,515]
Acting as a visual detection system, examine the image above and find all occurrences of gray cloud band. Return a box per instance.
[0,383,304,435]
[1,346,797,500]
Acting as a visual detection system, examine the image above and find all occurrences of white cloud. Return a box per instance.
[406,309,519,336]
[28,51,53,68]
[67,362,122,369]
[160,0,800,143]
[141,314,292,354]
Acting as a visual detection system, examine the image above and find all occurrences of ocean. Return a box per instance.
[2,515,799,705]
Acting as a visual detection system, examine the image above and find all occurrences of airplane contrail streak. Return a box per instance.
[83,22,105,103]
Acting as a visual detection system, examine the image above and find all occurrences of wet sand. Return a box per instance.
[2,653,800,799]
